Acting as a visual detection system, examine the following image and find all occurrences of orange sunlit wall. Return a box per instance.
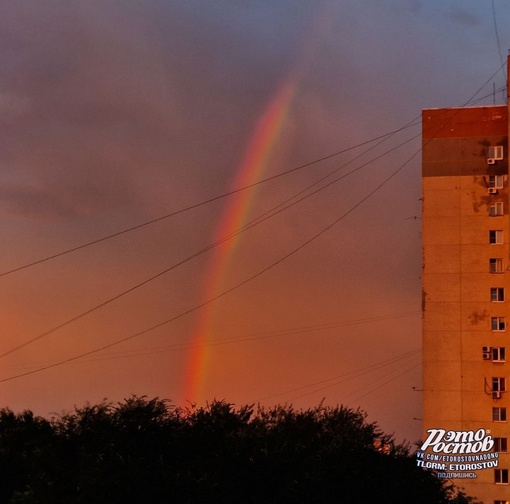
[422,102,509,503]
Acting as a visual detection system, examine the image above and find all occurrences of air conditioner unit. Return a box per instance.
[493,391,502,399]
[488,188,499,195]
[488,158,496,165]
[483,352,491,361]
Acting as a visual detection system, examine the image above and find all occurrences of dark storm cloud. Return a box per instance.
[0,2,167,217]
[0,0,308,219]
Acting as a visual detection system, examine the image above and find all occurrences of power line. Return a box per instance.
[4,312,420,372]
[5,65,494,372]
[345,361,421,406]
[2,62,506,382]
[463,59,507,106]
[332,63,510,406]
[2,58,503,359]
[0,122,418,279]
[0,149,417,383]
[245,116,421,225]
[467,86,506,106]
[2,59,504,283]
[290,355,421,403]
[0,124,421,359]
[492,0,504,68]
[253,348,420,403]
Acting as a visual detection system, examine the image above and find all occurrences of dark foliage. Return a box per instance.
[0,397,468,503]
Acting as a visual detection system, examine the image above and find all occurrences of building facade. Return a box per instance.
[422,83,510,502]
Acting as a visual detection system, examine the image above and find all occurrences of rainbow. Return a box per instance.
[181,79,298,404]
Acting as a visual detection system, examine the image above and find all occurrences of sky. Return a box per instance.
[0,0,509,443]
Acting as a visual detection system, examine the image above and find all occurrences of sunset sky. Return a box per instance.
[1,0,509,443]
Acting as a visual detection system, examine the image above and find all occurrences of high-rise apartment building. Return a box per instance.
[422,61,510,503]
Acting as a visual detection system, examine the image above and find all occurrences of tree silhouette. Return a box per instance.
[0,397,473,503]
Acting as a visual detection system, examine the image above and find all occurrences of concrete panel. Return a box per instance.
[423,175,461,191]
[424,273,460,302]
[423,301,461,331]
[461,366,491,391]
[423,136,508,177]
[462,278,506,304]
[461,246,495,273]
[422,246,460,273]
[422,106,507,140]
[423,189,461,217]
[422,390,462,422]
[423,217,460,244]
[460,303,492,331]
[423,330,461,361]
[423,360,462,389]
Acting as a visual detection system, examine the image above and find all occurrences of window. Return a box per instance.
[491,288,505,302]
[494,438,508,453]
[490,175,504,188]
[491,258,504,273]
[489,146,504,160]
[495,468,509,484]
[493,407,507,422]
[492,317,506,331]
[490,202,504,216]
[490,230,504,244]
[495,501,510,504]
[492,348,506,362]
[493,377,506,392]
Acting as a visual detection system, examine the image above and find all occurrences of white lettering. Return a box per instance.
[420,429,446,451]
[419,428,493,455]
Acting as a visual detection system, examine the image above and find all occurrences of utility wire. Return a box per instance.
[342,355,421,401]
[3,58,498,372]
[345,361,421,406]
[463,59,507,106]
[4,311,420,372]
[0,149,417,383]
[196,63,510,401]
[318,64,510,410]
[0,123,418,279]
[1,62,506,380]
[492,0,504,69]
[312,60,510,409]
[1,60,501,359]
[253,348,420,403]
[246,116,421,225]
[1,59,504,283]
[467,86,506,106]
[278,355,420,405]
[0,125,421,359]
[289,355,421,403]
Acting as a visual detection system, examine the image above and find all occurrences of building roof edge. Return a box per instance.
[423,104,506,112]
